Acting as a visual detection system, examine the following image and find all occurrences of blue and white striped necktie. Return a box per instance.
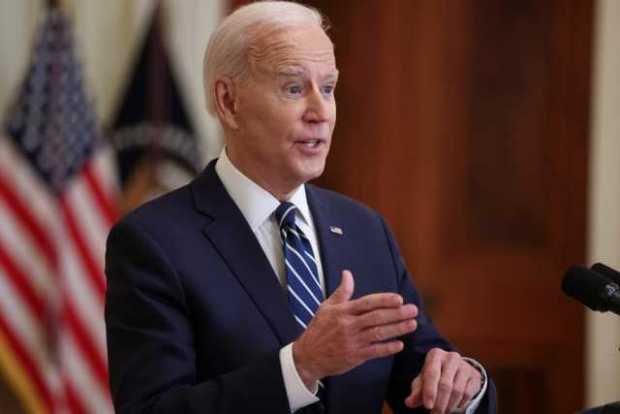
[275,202,324,330]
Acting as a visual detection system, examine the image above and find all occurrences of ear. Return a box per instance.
[214,77,239,130]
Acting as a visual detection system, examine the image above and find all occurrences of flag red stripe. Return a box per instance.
[58,197,106,300]
[0,244,45,320]
[83,162,118,227]
[0,314,55,413]
[1,238,110,399]
[64,376,88,414]
[63,302,109,391]
[0,175,57,269]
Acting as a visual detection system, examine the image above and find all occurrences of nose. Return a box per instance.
[303,86,330,124]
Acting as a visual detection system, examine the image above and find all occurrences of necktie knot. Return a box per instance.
[275,201,297,230]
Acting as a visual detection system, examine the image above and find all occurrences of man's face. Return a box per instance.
[228,25,338,197]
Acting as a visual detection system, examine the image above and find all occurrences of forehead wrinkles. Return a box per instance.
[247,30,335,77]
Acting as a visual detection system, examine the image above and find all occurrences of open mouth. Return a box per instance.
[296,138,324,149]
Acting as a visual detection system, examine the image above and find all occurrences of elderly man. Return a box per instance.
[105,2,496,413]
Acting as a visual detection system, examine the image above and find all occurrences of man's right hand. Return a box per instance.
[292,270,418,389]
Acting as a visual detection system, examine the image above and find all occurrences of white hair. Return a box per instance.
[203,1,328,115]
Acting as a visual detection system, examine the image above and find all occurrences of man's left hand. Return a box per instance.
[404,348,482,414]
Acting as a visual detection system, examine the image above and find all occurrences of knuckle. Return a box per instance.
[426,369,440,381]
[438,380,452,392]
[400,319,413,333]
[429,348,444,359]
[448,351,461,361]
[424,387,436,401]
[366,312,379,327]
[372,326,383,341]
[453,385,464,399]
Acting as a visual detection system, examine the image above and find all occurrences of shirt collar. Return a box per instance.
[215,148,312,230]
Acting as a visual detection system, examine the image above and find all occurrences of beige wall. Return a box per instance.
[587,0,620,407]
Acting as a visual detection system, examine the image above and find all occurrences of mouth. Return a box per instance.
[295,138,325,149]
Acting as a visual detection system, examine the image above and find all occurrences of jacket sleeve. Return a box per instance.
[104,218,291,414]
[378,217,497,414]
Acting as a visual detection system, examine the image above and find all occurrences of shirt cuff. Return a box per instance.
[279,343,320,413]
[451,357,488,414]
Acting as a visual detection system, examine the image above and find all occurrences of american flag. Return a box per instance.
[0,9,116,413]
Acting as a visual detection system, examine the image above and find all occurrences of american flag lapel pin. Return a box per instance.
[329,226,343,235]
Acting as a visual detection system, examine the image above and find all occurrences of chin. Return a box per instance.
[303,160,327,181]
[287,165,325,187]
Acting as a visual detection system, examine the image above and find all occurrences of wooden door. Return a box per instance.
[229,1,594,412]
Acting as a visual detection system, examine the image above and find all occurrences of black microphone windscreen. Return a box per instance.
[591,263,620,286]
[562,265,615,312]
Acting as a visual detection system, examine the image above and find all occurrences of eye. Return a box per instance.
[285,83,303,96]
[321,85,335,96]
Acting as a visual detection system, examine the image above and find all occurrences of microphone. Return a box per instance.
[591,262,620,286]
[562,265,620,315]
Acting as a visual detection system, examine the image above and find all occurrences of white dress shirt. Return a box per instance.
[215,148,487,413]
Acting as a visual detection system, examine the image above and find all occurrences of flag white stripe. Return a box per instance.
[0,266,48,359]
[0,141,59,231]
[59,237,107,357]
[0,203,54,294]
[60,332,113,412]
[0,173,108,364]
[285,259,321,306]
[64,177,108,269]
[91,148,119,200]
[0,265,67,406]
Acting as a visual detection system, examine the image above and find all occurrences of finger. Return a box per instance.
[346,292,404,315]
[405,375,423,408]
[325,270,355,304]
[459,373,482,409]
[359,318,417,344]
[447,367,468,412]
[354,304,418,330]
[421,349,443,410]
[432,352,461,413]
[357,340,404,361]
[457,377,474,409]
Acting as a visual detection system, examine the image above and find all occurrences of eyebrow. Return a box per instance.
[276,67,340,82]
[276,67,307,77]
[323,71,339,82]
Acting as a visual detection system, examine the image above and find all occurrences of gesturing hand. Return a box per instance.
[405,348,482,414]
[292,270,418,388]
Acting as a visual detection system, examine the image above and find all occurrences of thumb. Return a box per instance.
[405,375,423,408]
[326,270,354,304]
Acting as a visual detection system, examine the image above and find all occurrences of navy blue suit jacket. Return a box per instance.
[105,161,497,413]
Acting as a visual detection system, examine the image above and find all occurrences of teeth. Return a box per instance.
[300,139,320,147]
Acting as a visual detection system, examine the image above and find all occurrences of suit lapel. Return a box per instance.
[306,186,348,299]
[308,186,380,413]
[191,162,301,346]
